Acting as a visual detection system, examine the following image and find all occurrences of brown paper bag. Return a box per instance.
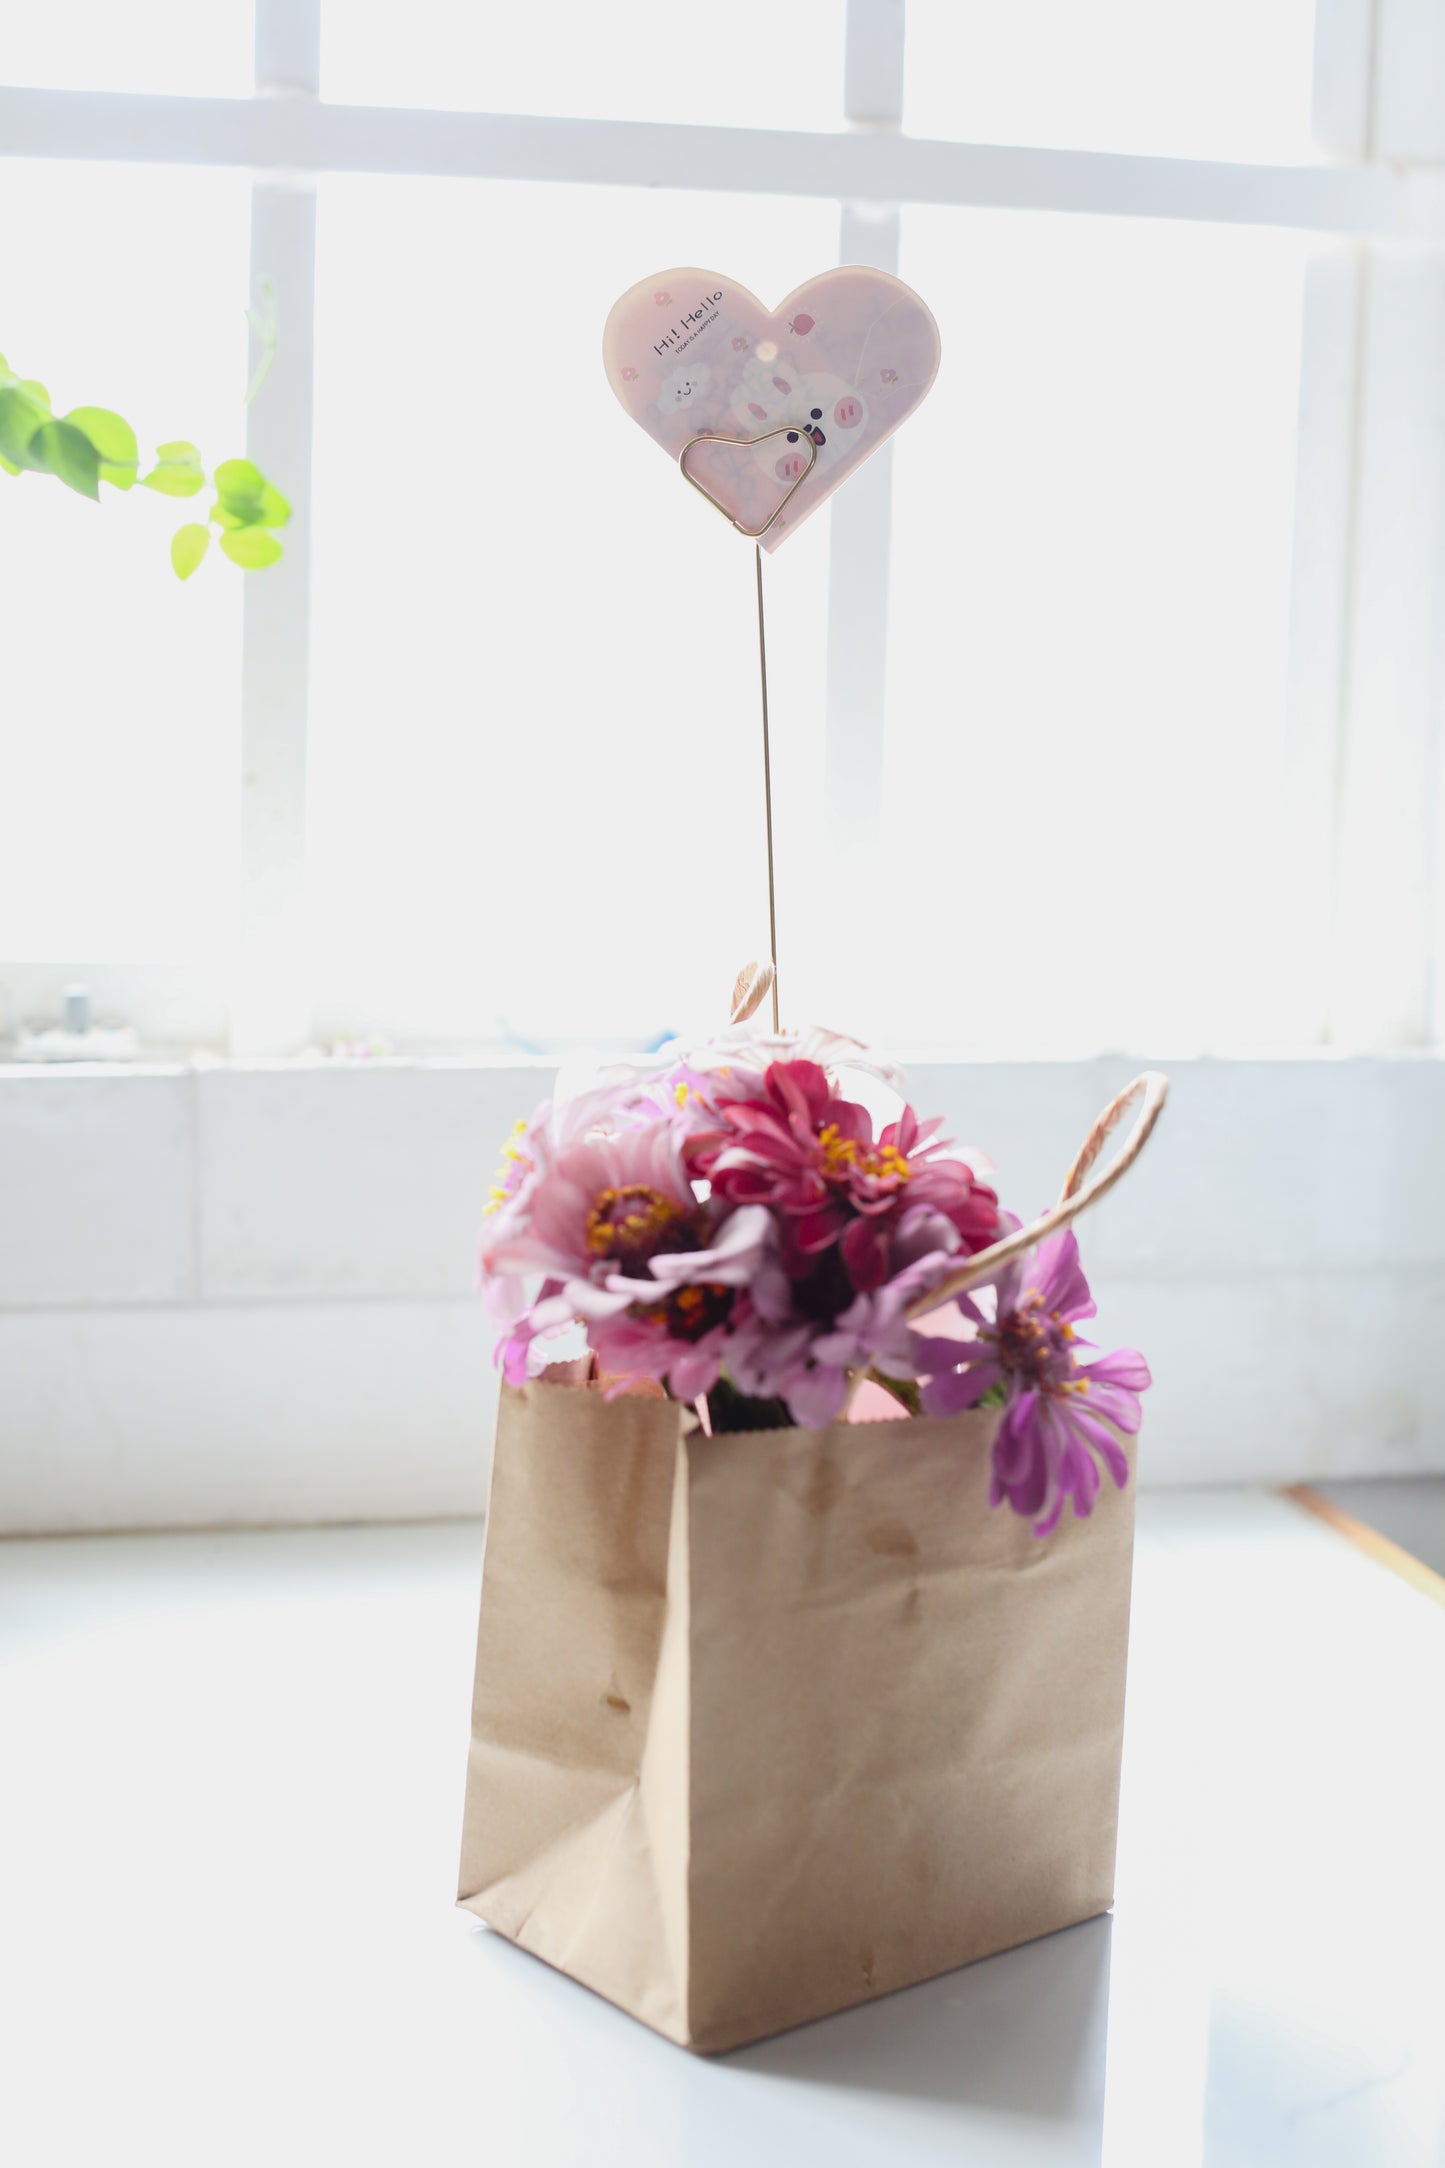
[458,1378,1136,2053]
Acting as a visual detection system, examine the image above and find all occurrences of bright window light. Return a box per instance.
[307,176,836,1049]
[904,0,1319,163]
[866,205,1306,1055]
[321,0,846,131]
[0,3,255,98]
[0,162,249,962]
[4,0,1431,1058]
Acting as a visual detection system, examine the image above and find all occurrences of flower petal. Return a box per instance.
[1081,1346,1152,1393]
[670,1344,724,1399]
[1079,1380,1142,1433]
[1032,1230,1097,1323]
[786,1363,850,1428]
[910,1331,995,1372]
[1062,1405,1132,1489]
[922,1363,999,1417]
[991,1389,1054,1522]
[841,1215,890,1292]
[648,1203,772,1290]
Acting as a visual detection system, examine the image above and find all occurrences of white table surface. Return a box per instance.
[2,1492,1443,2168]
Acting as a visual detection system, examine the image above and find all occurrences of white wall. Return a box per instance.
[2,1053,1443,1533]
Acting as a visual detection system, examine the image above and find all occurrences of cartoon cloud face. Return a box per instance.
[657,363,712,418]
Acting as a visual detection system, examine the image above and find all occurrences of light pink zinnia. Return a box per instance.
[480,1116,769,1390]
[478,1073,660,1330]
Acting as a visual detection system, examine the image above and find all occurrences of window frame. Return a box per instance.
[3,0,1443,1054]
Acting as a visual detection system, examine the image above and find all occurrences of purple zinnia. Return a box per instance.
[912,1231,1150,1536]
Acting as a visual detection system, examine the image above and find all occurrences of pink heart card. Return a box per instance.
[602,266,941,552]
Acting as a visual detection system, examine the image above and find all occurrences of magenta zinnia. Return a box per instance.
[694,1058,999,1290]
[913,1231,1150,1535]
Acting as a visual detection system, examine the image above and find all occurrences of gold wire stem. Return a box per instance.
[677,418,814,1028]
[754,543,780,1031]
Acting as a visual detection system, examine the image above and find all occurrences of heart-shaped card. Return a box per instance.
[603,266,941,551]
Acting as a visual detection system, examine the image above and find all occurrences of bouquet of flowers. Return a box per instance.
[479,1019,1153,1537]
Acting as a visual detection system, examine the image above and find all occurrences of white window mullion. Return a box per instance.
[231,0,321,1056]
[1273,4,1378,1044]
[1,88,1431,240]
[253,0,321,99]
[824,0,906,876]
[1327,243,1445,1047]
[844,0,906,123]
[1319,0,1445,1045]
[1374,0,1445,164]
[1311,0,1379,159]
[1279,239,1367,1045]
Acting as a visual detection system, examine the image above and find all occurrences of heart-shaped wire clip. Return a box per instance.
[678,424,819,540]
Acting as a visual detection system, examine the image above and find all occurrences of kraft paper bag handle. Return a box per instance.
[903,1070,1169,1319]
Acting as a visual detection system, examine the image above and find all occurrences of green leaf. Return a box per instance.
[140,440,205,497]
[27,419,101,499]
[220,525,283,569]
[213,455,290,530]
[0,452,19,477]
[0,385,47,467]
[142,463,206,497]
[18,379,51,414]
[213,456,263,499]
[255,481,290,527]
[211,494,289,532]
[170,522,211,580]
[66,405,139,490]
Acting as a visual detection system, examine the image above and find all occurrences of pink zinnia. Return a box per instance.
[913,1231,1150,1536]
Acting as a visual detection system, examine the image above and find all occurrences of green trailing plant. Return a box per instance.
[0,348,289,580]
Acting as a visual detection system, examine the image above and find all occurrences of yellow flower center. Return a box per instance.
[637,1280,731,1340]
[586,1183,687,1257]
[818,1122,912,1186]
[483,1119,530,1216]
